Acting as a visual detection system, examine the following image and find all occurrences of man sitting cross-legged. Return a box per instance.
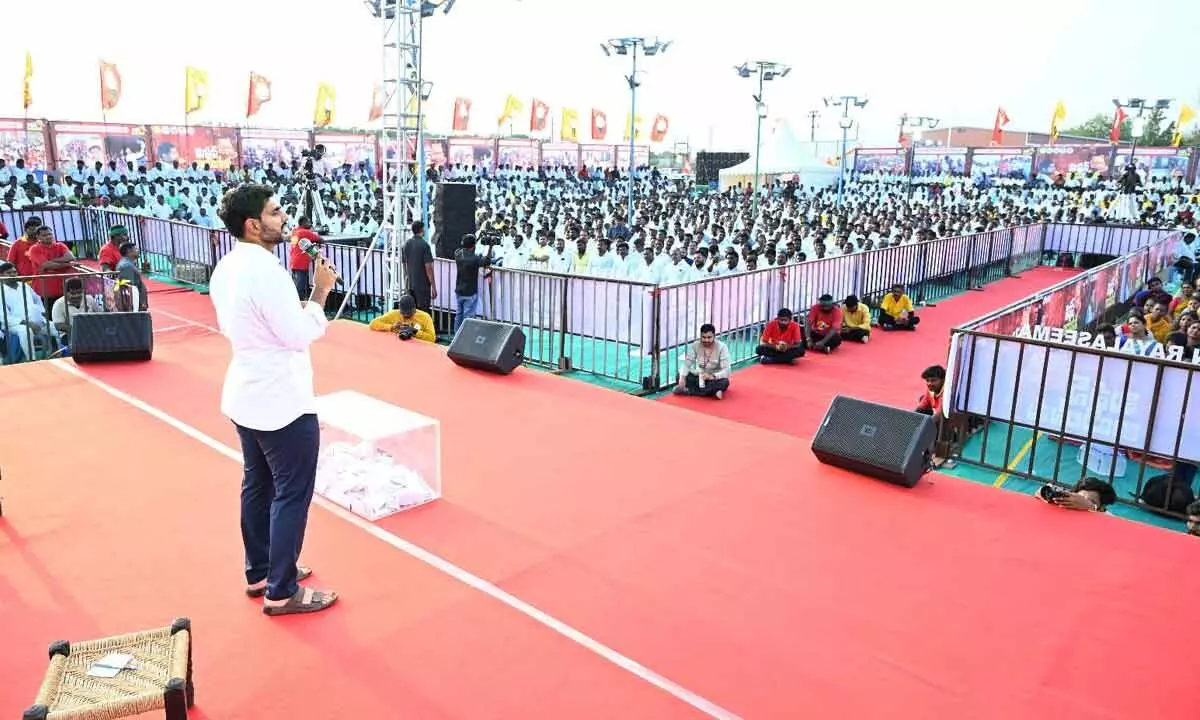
[756,308,805,364]
[879,283,920,330]
[840,294,871,343]
[675,323,732,399]
[806,294,843,354]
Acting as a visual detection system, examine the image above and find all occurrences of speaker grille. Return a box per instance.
[71,311,154,362]
[813,396,932,469]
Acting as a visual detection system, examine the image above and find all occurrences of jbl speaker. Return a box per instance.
[70,311,154,363]
[811,395,937,488]
[433,183,477,259]
[447,319,524,375]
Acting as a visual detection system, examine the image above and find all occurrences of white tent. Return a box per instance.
[718,120,841,190]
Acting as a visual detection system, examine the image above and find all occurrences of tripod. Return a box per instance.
[298,181,333,234]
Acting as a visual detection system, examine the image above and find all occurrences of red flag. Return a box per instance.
[591,109,607,141]
[452,97,471,132]
[368,84,384,122]
[1110,106,1127,144]
[98,60,122,112]
[991,107,1010,145]
[650,114,669,143]
[247,73,272,118]
[529,99,549,132]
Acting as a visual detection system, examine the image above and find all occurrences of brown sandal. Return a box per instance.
[245,566,312,598]
[262,587,338,617]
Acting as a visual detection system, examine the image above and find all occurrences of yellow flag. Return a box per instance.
[314,82,337,128]
[1049,100,1066,144]
[1172,104,1197,147]
[623,113,644,141]
[560,108,580,142]
[22,51,32,110]
[497,94,522,127]
[184,66,209,115]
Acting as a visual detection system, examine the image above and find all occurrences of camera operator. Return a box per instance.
[1118,164,1142,222]
[453,233,493,333]
[368,294,434,342]
[1036,477,1117,512]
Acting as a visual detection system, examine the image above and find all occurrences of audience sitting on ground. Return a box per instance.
[1036,477,1118,512]
[368,294,435,342]
[840,295,871,343]
[0,261,52,362]
[879,283,919,330]
[756,308,805,364]
[915,364,954,469]
[51,277,100,342]
[675,323,731,399]
[807,294,843,354]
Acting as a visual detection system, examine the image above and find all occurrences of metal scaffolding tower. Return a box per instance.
[375,0,425,310]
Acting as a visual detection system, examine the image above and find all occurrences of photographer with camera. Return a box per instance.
[453,233,493,333]
[1036,478,1117,512]
[368,294,435,342]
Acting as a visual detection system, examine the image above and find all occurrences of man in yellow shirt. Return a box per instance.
[840,295,872,343]
[368,294,436,342]
[879,283,920,330]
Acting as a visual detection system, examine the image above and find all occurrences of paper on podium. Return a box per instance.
[314,391,441,521]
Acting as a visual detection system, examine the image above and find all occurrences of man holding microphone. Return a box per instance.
[211,184,339,617]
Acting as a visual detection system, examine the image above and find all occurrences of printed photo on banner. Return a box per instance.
[52,123,148,172]
[149,126,239,170]
[0,119,48,169]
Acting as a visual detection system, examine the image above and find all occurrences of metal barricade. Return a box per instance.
[0,268,119,365]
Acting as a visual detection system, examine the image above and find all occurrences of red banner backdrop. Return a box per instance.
[580,144,614,168]
[446,137,495,168]
[497,139,537,167]
[50,122,150,172]
[238,128,309,168]
[148,125,240,170]
[313,132,377,172]
[0,119,50,169]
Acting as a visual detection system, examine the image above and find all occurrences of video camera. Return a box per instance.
[479,217,507,246]
[296,144,328,186]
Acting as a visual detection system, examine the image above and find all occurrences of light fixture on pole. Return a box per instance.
[824,95,869,209]
[898,114,939,202]
[602,37,671,226]
[735,61,791,217]
[1113,97,1172,166]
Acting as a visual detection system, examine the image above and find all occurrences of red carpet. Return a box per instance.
[4,266,1197,719]
[660,267,1080,438]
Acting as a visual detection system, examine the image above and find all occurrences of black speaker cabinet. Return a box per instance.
[447,319,524,375]
[434,182,477,259]
[811,395,937,488]
[70,311,154,363]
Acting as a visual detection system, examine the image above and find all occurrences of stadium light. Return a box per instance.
[824,95,869,208]
[1114,96,1173,164]
[602,37,671,226]
[735,61,791,216]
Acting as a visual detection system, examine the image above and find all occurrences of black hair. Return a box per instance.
[921,365,946,381]
[219,184,275,239]
[1186,499,1200,517]
[777,308,793,319]
[1074,477,1117,510]
[700,323,716,335]
[119,242,136,256]
[64,277,84,292]
[24,217,42,231]
[411,221,425,235]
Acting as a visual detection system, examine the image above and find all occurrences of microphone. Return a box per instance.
[297,237,341,283]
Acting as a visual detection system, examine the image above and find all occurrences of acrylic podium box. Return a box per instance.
[313,390,441,521]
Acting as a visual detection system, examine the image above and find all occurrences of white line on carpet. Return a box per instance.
[49,359,743,720]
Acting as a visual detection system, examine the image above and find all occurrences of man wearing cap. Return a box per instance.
[756,308,805,364]
[98,225,128,272]
[841,295,872,343]
[807,294,843,354]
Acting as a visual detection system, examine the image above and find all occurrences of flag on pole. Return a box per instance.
[184,66,209,115]
[247,73,272,118]
[591,109,607,141]
[368,84,385,122]
[314,83,337,128]
[650,114,670,143]
[99,60,122,112]
[1171,104,1196,147]
[991,107,1010,145]
[498,94,523,128]
[529,99,549,132]
[1109,106,1127,144]
[623,114,644,142]
[22,51,33,110]
[453,98,472,132]
[1049,100,1067,145]
[560,108,579,141]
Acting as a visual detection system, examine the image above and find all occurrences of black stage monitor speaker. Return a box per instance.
[447,319,525,375]
[434,182,477,259]
[70,311,154,363]
[811,395,937,488]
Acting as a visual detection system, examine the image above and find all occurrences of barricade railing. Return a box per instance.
[945,227,1191,517]
[0,268,120,365]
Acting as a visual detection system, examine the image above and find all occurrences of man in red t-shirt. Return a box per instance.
[288,217,321,299]
[5,216,42,278]
[807,294,844,354]
[756,307,805,364]
[26,225,76,309]
[98,225,128,271]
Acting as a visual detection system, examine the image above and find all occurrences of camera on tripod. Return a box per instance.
[479,217,507,246]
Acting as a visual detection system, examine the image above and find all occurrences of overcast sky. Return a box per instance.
[0,0,1195,149]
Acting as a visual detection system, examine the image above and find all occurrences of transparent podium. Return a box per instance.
[314,390,441,521]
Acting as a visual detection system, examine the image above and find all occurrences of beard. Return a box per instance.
[260,225,286,246]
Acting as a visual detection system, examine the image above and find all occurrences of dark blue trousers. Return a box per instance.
[234,413,320,602]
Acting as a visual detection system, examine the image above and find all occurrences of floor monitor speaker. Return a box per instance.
[811,395,937,488]
[71,311,154,363]
[447,319,525,375]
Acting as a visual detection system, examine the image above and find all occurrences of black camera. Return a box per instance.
[1038,485,1068,502]
[396,325,418,341]
[479,219,506,246]
[300,144,327,161]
